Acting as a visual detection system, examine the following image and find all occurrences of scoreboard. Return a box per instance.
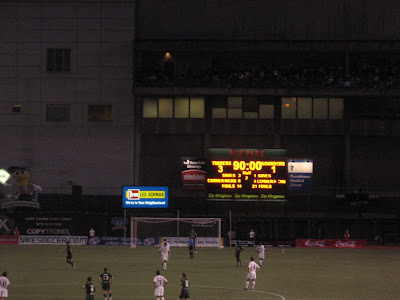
[207,148,288,201]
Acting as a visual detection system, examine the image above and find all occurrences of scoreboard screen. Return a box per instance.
[207,148,287,201]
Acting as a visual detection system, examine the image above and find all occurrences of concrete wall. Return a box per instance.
[0,0,135,194]
[136,0,400,40]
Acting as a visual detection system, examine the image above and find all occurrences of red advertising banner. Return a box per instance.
[296,239,367,248]
[0,235,19,244]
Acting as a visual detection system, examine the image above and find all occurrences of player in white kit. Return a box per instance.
[244,257,260,290]
[256,242,265,266]
[159,242,170,270]
[153,270,168,300]
[0,272,10,300]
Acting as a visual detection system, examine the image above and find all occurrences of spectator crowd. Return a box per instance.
[137,59,400,90]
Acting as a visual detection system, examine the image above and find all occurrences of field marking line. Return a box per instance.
[13,282,286,299]
[200,284,286,300]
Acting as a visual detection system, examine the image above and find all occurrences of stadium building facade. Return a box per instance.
[1,0,400,241]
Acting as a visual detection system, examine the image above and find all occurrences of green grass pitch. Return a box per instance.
[1,245,400,299]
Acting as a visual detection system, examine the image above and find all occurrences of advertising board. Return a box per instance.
[122,186,169,208]
[162,237,222,247]
[19,235,87,245]
[296,239,367,248]
[181,158,206,189]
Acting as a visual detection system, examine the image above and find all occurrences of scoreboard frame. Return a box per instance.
[206,148,288,201]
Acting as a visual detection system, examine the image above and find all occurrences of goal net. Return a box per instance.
[130,217,222,248]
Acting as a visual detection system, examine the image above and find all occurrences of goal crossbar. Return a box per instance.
[130,217,222,248]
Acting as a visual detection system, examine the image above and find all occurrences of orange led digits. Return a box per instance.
[207,149,288,201]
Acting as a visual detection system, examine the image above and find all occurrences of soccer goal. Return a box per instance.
[130,217,222,248]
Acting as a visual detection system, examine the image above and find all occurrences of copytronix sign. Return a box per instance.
[122,186,169,208]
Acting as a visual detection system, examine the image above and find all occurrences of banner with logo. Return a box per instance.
[163,237,222,247]
[122,186,169,208]
[88,236,158,246]
[287,159,313,192]
[296,239,367,248]
[19,215,75,236]
[111,217,127,232]
[0,235,18,244]
[0,214,15,235]
[229,239,257,247]
[181,158,206,189]
[19,235,87,245]
[262,240,295,247]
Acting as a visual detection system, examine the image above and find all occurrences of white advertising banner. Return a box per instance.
[287,159,313,192]
[19,235,88,245]
[162,237,222,247]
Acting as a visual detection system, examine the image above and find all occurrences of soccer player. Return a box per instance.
[188,238,194,258]
[153,270,168,300]
[235,243,244,266]
[244,257,260,290]
[0,272,10,300]
[179,273,190,300]
[65,241,76,268]
[159,242,170,270]
[249,229,256,240]
[83,276,96,300]
[189,229,198,253]
[98,267,113,300]
[344,229,350,240]
[256,241,265,267]
[162,238,170,251]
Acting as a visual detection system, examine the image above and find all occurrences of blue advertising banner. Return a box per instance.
[287,159,313,192]
[122,186,169,208]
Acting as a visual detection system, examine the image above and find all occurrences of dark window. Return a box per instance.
[88,105,112,121]
[46,104,71,122]
[47,48,71,72]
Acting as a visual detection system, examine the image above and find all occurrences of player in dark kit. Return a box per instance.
[98,267,113,300]
[188,238,194,258]
[235,244,244,266]
[179,273,190,300]
[83,277,96,300]
[189,229,198,253]
[65,241,76,268]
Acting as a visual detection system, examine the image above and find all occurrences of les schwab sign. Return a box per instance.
[122,186,168,208]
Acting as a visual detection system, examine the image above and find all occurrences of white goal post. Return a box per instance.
[130,217,222,248]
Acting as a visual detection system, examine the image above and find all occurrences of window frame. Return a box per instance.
[47,48,71,72]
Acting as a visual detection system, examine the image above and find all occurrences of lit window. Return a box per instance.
[281,97,296,119]
[13,104,21,113]
[190,97,205,118]
[175,97,189,118]
[143,98,158,118]
[259,105,274,119]
[329,98,344,119]
[297,98,312,119]
[227,97,242,118]
[313,98,328,119]
[158,98,173,118]
[244,112,258,119]
[212,108,227,118]
[88,105,112,121]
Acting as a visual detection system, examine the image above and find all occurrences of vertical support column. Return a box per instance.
[229,210,232,247]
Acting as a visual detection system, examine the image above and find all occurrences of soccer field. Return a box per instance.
[1,245,399,299]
